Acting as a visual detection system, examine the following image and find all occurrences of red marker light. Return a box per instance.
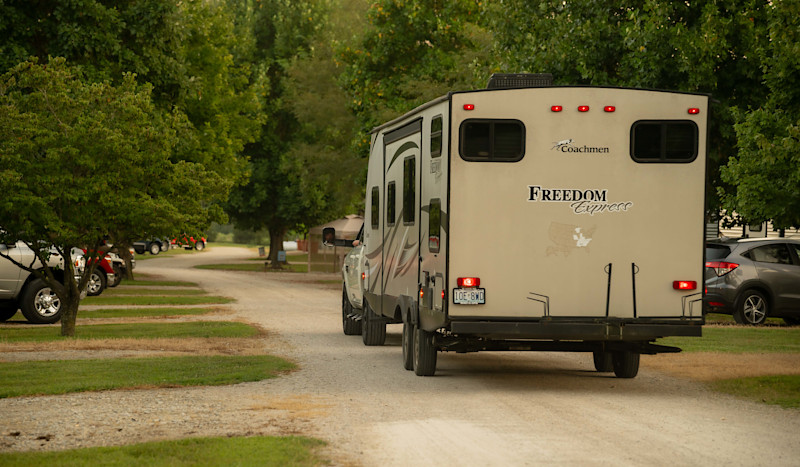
[441,290,446,299]
[688,108,700,115]
[578,105,590,112]
[457,277,480,288]
[463,104,475,111]
[361,272,366,281]
[604,106,616,112]
[551,105,563,112]
[673,281,697,290]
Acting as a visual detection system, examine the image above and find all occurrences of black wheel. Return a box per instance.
[783,317,800,326]
[413,325,437,376]
[342,286,361,335]
[612,351,640,378]
[20,278,64,324]
[149,242,161,255]
[593,351,614,372]
[109,264,123,287]
[402,319,415,371]
[0,302,18,322]
[195,241,205,251]
[87,270,107,296]
[361,299,386,346]
[734,290,768,325]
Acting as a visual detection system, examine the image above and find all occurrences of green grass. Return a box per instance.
[101,287,206,296]
[659,326,800,353]
[710,375,800,409]
[195,263,307,273]
[123,280,199,287]
[78,307,217,319]
[0,321,259,343]
[0,436,325,467]
[82,295,234,306]
[705,313,786,325]
[247,253,308,263]
[0,355,294,398]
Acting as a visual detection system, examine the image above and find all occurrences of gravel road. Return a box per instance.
[2,246,800,466]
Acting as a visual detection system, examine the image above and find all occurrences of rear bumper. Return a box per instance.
[448,318,702,341]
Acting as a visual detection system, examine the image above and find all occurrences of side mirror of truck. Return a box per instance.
[322,227,336,247]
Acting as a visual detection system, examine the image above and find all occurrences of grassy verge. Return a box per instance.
[710,375,800,409]
[0,355,294,398]
[0,436,325,467]
[83,295,234,306]
[78,307,218,319]
[122,279,199,287]
[0,322,259,343]
[195,263,308,273]
[659,326,800,353]
[705,312,787,326]
[101,287,206,296]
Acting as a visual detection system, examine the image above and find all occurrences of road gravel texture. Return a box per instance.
[2,246,800,466]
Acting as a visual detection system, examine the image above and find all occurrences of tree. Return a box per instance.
[721,1,800,229]
[0,58,228,336]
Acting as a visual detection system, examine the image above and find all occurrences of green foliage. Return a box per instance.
[0,436,326,467]
[0,355,293,398]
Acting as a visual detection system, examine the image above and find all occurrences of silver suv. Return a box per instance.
[0,242,83,324]
[705,238,800,325]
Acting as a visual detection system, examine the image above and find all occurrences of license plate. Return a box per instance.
[453,288,485,305]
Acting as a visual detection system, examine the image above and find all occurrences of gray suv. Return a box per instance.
[705,238,800,325]
[0,242,83,324]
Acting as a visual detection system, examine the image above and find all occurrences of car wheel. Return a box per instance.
[87,270,107,296]
[612,350,640,378]
[413,325,437,376]
[402,319,415,371]
[195,241,205,251]
[0,302,18,322]
[361,299,386,346]
[593,351,614,372]
[20,278,64,324]
[342,285,361,336]
[149,243,161,255]
[160,241,169,252]
[783,317,800,326]
[734,290,768,325]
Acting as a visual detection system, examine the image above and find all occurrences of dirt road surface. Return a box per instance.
[2,246,800,466]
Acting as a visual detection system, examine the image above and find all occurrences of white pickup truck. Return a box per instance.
[340,225,365,337]
[0,241,84,324]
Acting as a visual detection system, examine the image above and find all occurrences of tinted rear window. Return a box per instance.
[631,120,698,163]
[460,119,525,162]
[705,244,731,260]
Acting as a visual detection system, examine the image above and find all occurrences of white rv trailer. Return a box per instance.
[331,74,707,378]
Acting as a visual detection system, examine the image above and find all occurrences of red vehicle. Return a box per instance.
[85,252,121,296]
[172,235,206,251]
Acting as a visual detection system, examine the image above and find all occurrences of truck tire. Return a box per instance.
[361,299,386,346]
[402,320,414,371]
[87,270,106,296]
[342,286,362,336]
[612,351,640,378]
[149,243,161,255]
[195,241,205,251]
[0,303,18,322]
[593,351,613,372]
[413,325,437,376]
[20,278,64,324]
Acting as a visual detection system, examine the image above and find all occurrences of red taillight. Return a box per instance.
[361,272,365,281]
[673,281,697,290]
[463,104,475,111]
[441,290,446,299]
[705,261,739,277]
[578,105,590,112]
[604,106,616,112]
[551,105,563,112]
[457,277,480,288]
[688,108,700,115]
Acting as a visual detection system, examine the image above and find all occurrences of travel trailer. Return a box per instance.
[327,74,707,377]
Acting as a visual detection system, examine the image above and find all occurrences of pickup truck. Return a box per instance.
[340,225,365,336]
[0,241,84,324]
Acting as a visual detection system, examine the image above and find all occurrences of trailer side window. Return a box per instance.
[459,119,525,162]
[431,116,443,158]
[631,121,698,163]
[387,182,396,226]
[428,199,441,253]
[370,186,380,229]
[403,157,415,224]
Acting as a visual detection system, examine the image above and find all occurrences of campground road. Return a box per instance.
[2,246,799,465]
[142,247,800,466]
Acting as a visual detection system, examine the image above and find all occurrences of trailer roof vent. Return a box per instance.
[487,73,553,89]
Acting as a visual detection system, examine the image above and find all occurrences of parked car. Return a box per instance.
[0,242,84,324]
[340,225,365,336]
[133,238,170,255]
[172,235,206,251]
[705,238,800,325]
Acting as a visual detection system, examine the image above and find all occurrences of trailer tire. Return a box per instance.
[361,300,386,346]
[402,320,414,371]
[593,351,614,372]
[342,286,361,336]
[612,351,640,378]
[413,325,437,376]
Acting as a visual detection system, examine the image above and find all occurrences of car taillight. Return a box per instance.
[457,277,480,288]
[705,261,739,277]
[673,280,697,290]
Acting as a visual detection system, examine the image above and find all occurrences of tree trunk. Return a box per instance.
[115,242,136,280]
[59,294,81,337]
[268,228,287,269]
